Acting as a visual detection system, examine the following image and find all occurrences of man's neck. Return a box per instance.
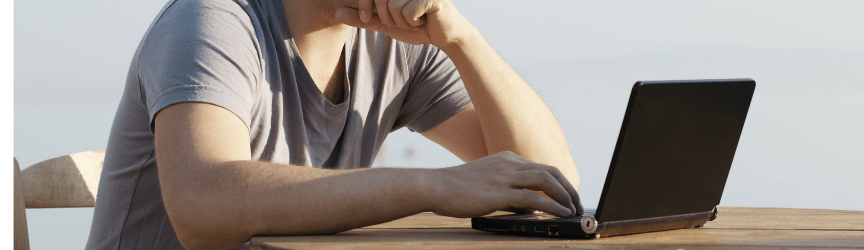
[281,0,352,103]
[281,0,349,37]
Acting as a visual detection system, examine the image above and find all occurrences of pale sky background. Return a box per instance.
[13,0,864,249]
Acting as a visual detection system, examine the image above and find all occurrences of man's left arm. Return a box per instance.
[336,0,580,197]
[421,34,579,184]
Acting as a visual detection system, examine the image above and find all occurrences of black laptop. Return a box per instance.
[472,79,756,238]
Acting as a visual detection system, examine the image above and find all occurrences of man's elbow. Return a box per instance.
[173,228,218,250]
[174,228,248,250]
[166,200,255,250]
[162,186,256,250]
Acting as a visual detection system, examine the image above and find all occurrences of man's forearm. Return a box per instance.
[162,160,433,249]
[439,30,579,183]
[335,0,577,183]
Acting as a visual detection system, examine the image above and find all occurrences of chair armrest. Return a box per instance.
[21,150,106,208]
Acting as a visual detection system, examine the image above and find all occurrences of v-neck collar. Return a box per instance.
[273,0,356,116]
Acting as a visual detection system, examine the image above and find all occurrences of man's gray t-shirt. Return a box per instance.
[86,0,471,249]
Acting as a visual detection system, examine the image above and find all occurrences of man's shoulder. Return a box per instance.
[141,0,261,57]
[163,0,250,15]
[155,0,254,26]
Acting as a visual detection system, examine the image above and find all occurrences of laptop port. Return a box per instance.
[482,224,508,232]
[534,226,545,233]
[548,225,559,235]
[520,226,527,232]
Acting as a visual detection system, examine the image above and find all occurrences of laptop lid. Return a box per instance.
[594,79,755,222]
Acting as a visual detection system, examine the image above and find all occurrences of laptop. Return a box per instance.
[472,79,756,238]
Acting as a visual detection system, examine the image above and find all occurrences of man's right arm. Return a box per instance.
[155,102,578,250]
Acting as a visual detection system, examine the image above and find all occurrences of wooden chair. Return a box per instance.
[13,150,106,250]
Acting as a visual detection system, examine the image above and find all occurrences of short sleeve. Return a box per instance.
[138,0,261,133]
[394,44,472,133]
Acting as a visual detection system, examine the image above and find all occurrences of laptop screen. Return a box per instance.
[594,79,755,222]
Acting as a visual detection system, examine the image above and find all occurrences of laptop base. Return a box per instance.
[472,208,717,238]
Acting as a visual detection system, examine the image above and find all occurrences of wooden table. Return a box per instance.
[251,207,864,249]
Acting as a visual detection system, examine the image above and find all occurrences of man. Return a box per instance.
[87,0,583,249]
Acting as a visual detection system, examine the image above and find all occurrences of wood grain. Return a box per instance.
[705,207,864,231]
[363,207,864,231]
[252,228,864,249]
[252,207,864,249]
[21,150,106,208]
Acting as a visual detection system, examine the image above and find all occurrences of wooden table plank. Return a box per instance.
[252,229,864,249]
[252,207,864,249]
[704,207,864,230]
[364,207,864,231]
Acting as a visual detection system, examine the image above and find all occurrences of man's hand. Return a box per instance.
[429,151,584,218]
[334,0,476,50]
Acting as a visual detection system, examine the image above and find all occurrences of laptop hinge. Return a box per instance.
[593,208,716,238]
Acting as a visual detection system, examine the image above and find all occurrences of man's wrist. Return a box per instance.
[436,26,483,56]
[413,168,445,213]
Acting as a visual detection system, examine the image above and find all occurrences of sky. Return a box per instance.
[11,0,864,249]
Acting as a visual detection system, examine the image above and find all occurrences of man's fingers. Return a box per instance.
[567,185,584,215]
[373,0,397,27]
[335,8,386,33]
[402,0,429,26]
[387,0,413,29]
[358,0,374,23]
[545,166,584,216]
[510,170,575,215]
[510,162,584,216]
[510,190,572,218]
